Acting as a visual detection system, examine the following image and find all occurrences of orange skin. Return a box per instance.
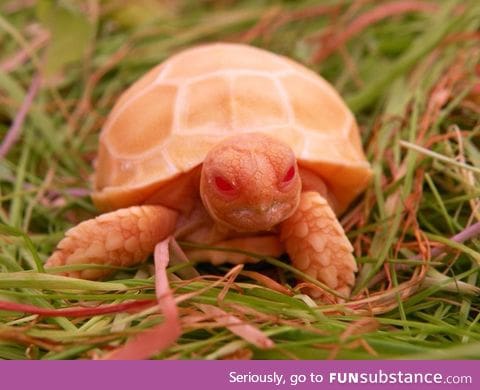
[200,133,301,232]
[47,133,357,301]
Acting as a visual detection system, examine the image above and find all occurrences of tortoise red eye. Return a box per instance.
[215,176,235,192]
[282,165,295,183]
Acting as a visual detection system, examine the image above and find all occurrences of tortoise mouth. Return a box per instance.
[231,202,297,231]
[202,194,298,233]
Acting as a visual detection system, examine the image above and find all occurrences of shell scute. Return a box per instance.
[179,76,232,133]
[112,64,164,115]
[103,84,177,157]
[280,74,347,134]
[231,75,289,129]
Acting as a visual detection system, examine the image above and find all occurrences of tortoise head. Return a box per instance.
[200,133,301,232]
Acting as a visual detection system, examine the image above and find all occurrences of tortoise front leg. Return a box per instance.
[280,192,357,301]
[46,205,178,279]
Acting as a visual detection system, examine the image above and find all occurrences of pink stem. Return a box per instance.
[101,238,181,360]
[312,1,438,62]
[0,299,154,317]
[0,31,49,72]
[64,188,90,197]
[428,221,480,258]
[367,221,480,288]
[0,73,41,158]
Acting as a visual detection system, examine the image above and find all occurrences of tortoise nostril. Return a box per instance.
[282,165,295,183]
[259,204,270,213]
[214,176,235,193]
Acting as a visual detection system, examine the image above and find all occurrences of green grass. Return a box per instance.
[1,0,480,359]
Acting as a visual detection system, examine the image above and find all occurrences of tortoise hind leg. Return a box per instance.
[46,205,178,279]
[280,191,357,302]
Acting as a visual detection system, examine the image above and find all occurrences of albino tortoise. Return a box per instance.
[47,43,372,300]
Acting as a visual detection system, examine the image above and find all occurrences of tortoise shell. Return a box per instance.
[93,43,372,213]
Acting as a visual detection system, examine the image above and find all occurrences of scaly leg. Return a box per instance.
[280,191,357,301]
[46,205,178,279]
